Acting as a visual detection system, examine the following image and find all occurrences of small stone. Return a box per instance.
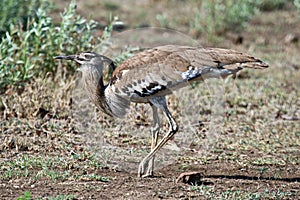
[112,21,127,31]
[176,171,201,185]
[284,34,298,44]
[226,33,243,44]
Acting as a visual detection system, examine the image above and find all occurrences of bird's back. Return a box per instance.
[107,45,268,103]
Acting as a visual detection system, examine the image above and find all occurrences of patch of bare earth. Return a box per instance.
[1,162,299,199]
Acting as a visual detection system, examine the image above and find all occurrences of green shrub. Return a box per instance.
[190,0,262,36]
[295,0,300,14]
[259,0,287,11]
[0,0,106,90]
[0,0,45,38]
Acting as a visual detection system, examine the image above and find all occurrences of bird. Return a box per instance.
[55,45,269,177]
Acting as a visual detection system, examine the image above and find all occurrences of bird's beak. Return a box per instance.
[54,55,77,60]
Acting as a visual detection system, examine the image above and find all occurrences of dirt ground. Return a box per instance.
[2,162,299,199]
[1,1,300,199]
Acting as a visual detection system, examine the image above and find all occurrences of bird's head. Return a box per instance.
[55,52,107,65]
[54,51,115,77]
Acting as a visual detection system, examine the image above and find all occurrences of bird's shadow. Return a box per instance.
[175,172,300,186]
[128,170,300,186]
[187,179,213,186]
[205,174,300,183]
[149,173,213,185]
[183,174,300,186]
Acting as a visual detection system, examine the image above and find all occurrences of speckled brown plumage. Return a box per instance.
[108,45,268,104]
[111,46,266,82]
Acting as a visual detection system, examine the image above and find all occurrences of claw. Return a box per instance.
[138,157,153,177]
[138,162,144,177]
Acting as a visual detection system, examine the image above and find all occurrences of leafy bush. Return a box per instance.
[259,0,287,11]
[0,0,104,90]
[0,0,44,38]
[190,0,262,36]
[295,0,300,14]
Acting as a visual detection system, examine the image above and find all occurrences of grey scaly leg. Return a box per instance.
[138,97,178,177]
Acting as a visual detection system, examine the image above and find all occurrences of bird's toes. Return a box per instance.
[138,162,145,177]
[138,167,153,178]
[142,171,154,178]
[138,158,151,177]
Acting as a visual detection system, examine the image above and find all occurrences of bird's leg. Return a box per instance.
[138,97,178,177]
[144,104,160,177]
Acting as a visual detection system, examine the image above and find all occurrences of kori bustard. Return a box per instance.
[55,45,269,177]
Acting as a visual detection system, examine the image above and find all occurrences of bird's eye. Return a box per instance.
[77,53,94,62]
[84,53,94,60]
[77,57,85,61]
[84,55,91,60]
[78,54,90,61]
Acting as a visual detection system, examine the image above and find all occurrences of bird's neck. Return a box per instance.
[81,63,129,118]
[96,82,114,117]
[81,66,114,116]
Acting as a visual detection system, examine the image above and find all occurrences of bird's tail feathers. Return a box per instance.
[222,60,269,71]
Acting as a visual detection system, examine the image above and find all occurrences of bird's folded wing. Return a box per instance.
[109,45,268,99]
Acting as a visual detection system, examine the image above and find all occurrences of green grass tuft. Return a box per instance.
[16,191,32,200]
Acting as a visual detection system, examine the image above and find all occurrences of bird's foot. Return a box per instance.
[138,159,147,177]
[138,158,154,178]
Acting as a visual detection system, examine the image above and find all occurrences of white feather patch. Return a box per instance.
[178,67,236,80]
[179,68,201,80]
